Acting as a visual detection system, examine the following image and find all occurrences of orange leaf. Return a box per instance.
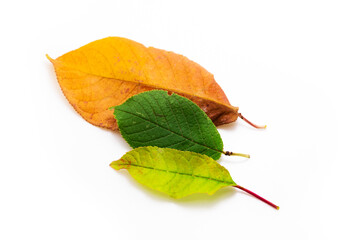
[47,37,259,130]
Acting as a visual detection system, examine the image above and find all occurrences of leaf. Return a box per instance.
[46,37,242,130]
[112,90,250,160]
[110,146,279,209]
[110,146,236,199]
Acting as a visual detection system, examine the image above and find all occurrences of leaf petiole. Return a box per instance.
[233,185,279,210]
[223,151,250,158]
[238,113,267,129]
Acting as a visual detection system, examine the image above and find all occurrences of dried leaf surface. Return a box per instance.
[110,146,236,198]
[47,37,239,130]
[112,90,223,160]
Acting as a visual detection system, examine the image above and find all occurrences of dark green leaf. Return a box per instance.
[112,90,224,160]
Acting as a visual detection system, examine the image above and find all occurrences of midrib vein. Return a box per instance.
[118,162,234,185]
[53,59,237,112]
[118,108,222,154]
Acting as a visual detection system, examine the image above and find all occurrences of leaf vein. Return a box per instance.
[120,163,233,185]
[117,109,222,154]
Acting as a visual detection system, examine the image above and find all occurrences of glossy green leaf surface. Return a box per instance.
[112,90,224,160]
[110,146,236,199]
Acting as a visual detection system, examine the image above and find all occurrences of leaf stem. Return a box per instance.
[223,151,250,158]
[238,113,267,129]
[233,185,279,210]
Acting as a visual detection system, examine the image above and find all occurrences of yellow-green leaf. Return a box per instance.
[110,146,236,199]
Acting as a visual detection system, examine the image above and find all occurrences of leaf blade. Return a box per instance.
[110,147,236,199]
[47,37,239,130]
[113,90,224,160]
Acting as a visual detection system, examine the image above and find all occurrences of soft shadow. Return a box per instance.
[216,121,239,132]
[113,170,236,208]
[218,156,251,165]
[174,188,236,208]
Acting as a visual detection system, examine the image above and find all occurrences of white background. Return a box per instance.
[1,1,359,239]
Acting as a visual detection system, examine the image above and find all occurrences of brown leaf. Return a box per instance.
[47,37,257,130]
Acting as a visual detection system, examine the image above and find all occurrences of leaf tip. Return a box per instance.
[109,161,119,170]
[110,159,129,170]
[46,54,55,63]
